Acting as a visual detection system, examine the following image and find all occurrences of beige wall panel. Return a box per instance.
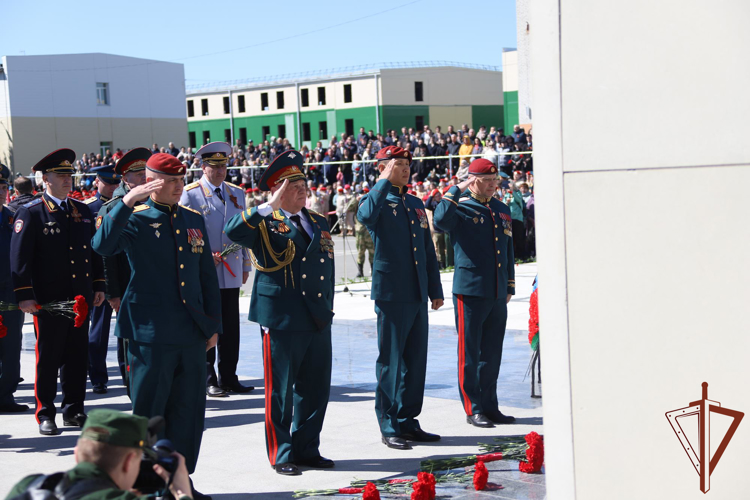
[331,77,377,109]
[148,119,188,150]
[54,118,100,154]
[559,0,750,172]
[502,51,519,92]
[10,117,65,171]
[427,106,472,131]
[0,117,13,169]
[564,166,750,499]
[380,68,502,106]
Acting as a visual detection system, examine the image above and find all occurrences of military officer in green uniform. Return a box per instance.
[350,188,374,278]
[97,148,151,395]
[434,158,516,427]
[225,150,335,476]
[357,146,444,451]
[92,153,222,480]
[5,409,194,500]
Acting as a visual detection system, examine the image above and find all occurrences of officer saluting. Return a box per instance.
[10,149,106,435]
[92,153,222,482]
[356,146,444,450]
[84,164,121,394]
[434,158,516,427]
[0,163,26,413]
[180,142,253,398]
[225,150,335,476]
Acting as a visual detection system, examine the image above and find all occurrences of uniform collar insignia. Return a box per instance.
[149,223,162,228]
[469,192,491,204]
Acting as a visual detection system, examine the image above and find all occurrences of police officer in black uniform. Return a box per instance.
[10,149,106,435]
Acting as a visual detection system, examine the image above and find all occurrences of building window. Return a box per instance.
[187,100,195,117]
[99,141,112,157]
[415,115,425,130]
[318,121,328,140]
[201,99,209,116]
[202,131,210,145]
[415,81,423,102]
[189,131,197,149]
[261,93,269,111]
[302,122,311,142]
[344,84,352,103]
[223,96,230,114]
[300,88,309,107]
[345,119,354,138]
[262,126,270,139]
[317,87,326,105]
[96,83,109,105]
[239,127,247,145]
[224,128,232,143]
[278,124,286,139]
[276,91,285,110]
[238,95,246,113]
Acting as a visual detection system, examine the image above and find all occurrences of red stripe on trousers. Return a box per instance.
[263,330,278,465]
[32,315,43,423]
[456,295,472,416]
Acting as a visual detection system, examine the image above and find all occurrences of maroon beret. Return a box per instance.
[468,158,499,176]
[146,153,185,177]
[375,145,412,163]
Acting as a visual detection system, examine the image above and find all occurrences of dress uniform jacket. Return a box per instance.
[433,186,515,417]
[97,183,133,300]
[0,205,24,407]
[180,178,252,288]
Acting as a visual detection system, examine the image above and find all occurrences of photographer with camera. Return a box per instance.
[5,409,193,500]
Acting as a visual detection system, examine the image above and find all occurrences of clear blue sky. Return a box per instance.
[1,0,517,85]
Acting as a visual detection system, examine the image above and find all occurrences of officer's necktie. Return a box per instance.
[290,214,312,245]
[214,187,225,204]
[59,200,67,212]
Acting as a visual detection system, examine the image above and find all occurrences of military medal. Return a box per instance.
[187,228,205,253]
[70,203,82,222]
[277,222,290,233]
[229,193,241,209]
[415,208,429,229]
[480,217,484,224]
[43,228,49,235]
[150,222,162,238]
[473,217,479,224]
[56,228,61,233]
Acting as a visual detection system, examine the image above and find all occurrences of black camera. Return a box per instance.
[133,417,178,497]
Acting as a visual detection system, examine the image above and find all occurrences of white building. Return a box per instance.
[0,53,187,173]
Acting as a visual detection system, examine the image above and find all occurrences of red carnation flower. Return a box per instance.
[476,452,503,463]
[473,461,489,491]
[73,295,88,328]
[362,482,380,500]
[388,479,411,484]
[519,432,544,473]
[411,480,431,500]
[338,487,363,494]
[0,314,7,339]
[417,472,436,500]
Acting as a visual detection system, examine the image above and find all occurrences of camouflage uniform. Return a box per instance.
[351,196,374,276]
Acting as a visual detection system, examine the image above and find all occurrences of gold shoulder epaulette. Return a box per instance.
[185,182,200,191]
[179,204,201,215]
[225,181,241,190]
[103,196,122,206]
[308,209,324,218]
[133,205,150,213]
[272,210,285,221]
[83,197,97,205]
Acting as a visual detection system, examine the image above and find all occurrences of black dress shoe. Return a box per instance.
[39,420,59,435]
[206,385,228,397]
[486,410,516,424]
[92,385,107,394]
[63,413,87,427]
[381,436,412,450]
[401,428,441,442]
[275,463,301,475]
[220,381,254,393]
[295,456,335,469]
[467,414,495,428]
[0,402,29,413]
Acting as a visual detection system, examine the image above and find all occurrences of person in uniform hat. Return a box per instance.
[434,158,516,427]
[84,164,121,395]
[5,409,194,500]
[92,153,222,480]
[180,142,253,398]
[10,149,106,435]
[225,150,335,476]
[0,163,27,413]
[356,145,444,450]
[97,148,151,396]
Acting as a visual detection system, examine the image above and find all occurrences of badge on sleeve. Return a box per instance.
[14,220,23,233]
[96,216,102,230]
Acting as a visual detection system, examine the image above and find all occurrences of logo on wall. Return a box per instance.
[665,383,744,494]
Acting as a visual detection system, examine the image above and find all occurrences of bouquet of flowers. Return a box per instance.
[217,243,244,277]
[0,295,88,329]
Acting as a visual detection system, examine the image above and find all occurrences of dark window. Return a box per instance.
[224,129,231,143]
[202,130,210,144]
[278,124,286,139]
[261,93,269,110]
[276,91,284,109]
[201,99,209,116]
[415,81,423,102]
[239,127,247,145]
[318,121,328,140]
[317,87,326,105]
[344,84,352,103]
[262,126,270,139]
[189,131,196,149]
[415,116,425,130]
[302,122,311,142]
[187,100,194,117]
[345,119,354,138]
[238,95,246,113]
[300,88,309,107]
[223,96,230,114]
